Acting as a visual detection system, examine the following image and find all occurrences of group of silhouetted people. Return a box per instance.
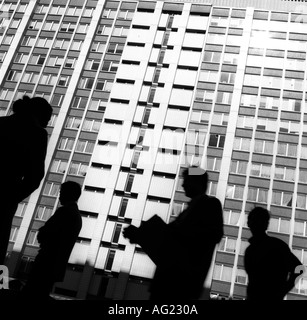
[0,96,82,300]
[0,95,303,300]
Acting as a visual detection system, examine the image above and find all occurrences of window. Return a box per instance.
[268,217,290,234]
[226,185,244,200]
[279,121,300,135]
[223,52,238,64]
[195,89,215,103]
[35,5,48,14]
[208,134,225,148]
[65,58,75,68]
[10,227,19,242]
[299,169,307,183]
[125,174,135,192]
[36,38,53,48]
[42,21,59,31]
[218,236,237,253]
[50,159,68,174]
[102,9,117,19]
[76,24,89,34]
[239,240,249,255]
[79,78,94,90]
[6,70,21,82]
[51,94,63,107]
[240,94,257,107]
[211,113,229,126]
[294,220,307,237]
[10,19,21,28]
[49,6,65,15]
[213,264,233,282]
[281,98,301,112]
[21,72,39,84]
[71,40,83,51]
[208,181,217,196]
[235,268,247,285]
[250,163,271,178]
[0,89,14,101]
[68,162,88,177]
[277,142,297,157]
[236,116,254,129]
[230,160,248,175]
[29,54,46,65]
[60,23,76,32]
[43,182,60,197]
[82,119,102,132]
[26,230,39,246]
[301,146,307,159]
[112,224,122,243]
[35,206,53,221]
[112,27,130,37]
[107,43,124,54]
[296,194,307,210]
[65,117,82,130]
[72,97,87,109]
[254,140,274,154]
[58,76,70,87]
[186,129,207,146]
[53,39,70,49]
[220,72,235,84]
[259,96,279,110]
[15,203,27,217]
[88,99,107,111]
[223,210,240,226]
[0,52,7,63]
[105,249,116,271]
[271,190,293,207]
[233,137,251,151]
[66,7,83,16]
[2,35,13,45]
[206,157,222,171]
[95,79,113,91]
[46,56,64,67]
[83,8,93,17]
[118,198,129,217]
[190,110,210,123]
[118,10,134,20]
[256,118,277,132]
[247,187,268,203]
[216,92,232,104]
[102,61,118,72]
[58,138,75,151]
[274,166,295,181]
[91,42,106,52]
[85,59,100,71]
[75,140,95,154]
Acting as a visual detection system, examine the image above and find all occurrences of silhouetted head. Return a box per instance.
[12,95,53,128]
[247,207,270,237]
[182,166,208,199]
[59,181,82,205]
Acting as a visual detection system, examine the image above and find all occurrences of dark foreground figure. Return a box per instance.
[244,207,302,300]
[0,96,52,265]
[21,181,82,299]
[123,167,224,300]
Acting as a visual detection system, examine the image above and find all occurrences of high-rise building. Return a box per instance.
[1,0,307,300]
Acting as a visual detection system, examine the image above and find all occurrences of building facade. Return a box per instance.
[1,0,307,300]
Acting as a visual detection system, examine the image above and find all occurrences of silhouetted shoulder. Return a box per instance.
[267,236,290,250]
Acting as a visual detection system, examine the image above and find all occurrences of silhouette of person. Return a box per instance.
[0,95,52,265]
[21,181,82,299]
[244,207,302,300]
[123,167,224,300]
